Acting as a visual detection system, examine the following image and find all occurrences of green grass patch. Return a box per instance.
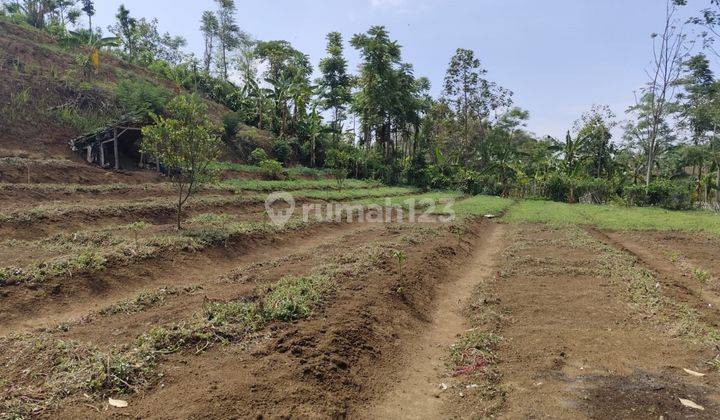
[293,186,416,201]
[220,178,381,191]
[211,162,332,179]
[505,200,720,234]
[353,191,464,208]
[446,195,515,217]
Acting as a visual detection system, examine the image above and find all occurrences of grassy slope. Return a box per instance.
[0,18,270,160]
[505,200,720,234]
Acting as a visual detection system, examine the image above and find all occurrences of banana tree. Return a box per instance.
[264,74,292,137]
[63,31,120,74]
[305,105,332,167]
[554,131,590,203]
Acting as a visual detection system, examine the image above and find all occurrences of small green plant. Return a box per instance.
[259,159,285,180]
[392,250,407,275]
[249,148,269,164]
[668,250,681,262]
[127,221,151,242]
[710,356,720,371]
[693,267,711,283]
[4,87,30,121]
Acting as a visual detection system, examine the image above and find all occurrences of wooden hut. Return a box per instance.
[68,112,159,171]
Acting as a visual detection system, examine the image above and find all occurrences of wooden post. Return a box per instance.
[86,146,92,163]
[113,128,120,170]
[99,141,105,167]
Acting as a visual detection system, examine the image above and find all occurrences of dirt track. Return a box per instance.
[360,223,505,418]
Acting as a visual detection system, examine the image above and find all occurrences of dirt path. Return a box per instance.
[361,223,505,419]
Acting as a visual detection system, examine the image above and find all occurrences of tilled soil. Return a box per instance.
[4,195,720,419]
[0,221,365,334]
[451,224,720,419]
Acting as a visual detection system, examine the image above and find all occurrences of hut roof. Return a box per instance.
[68,111,149,151]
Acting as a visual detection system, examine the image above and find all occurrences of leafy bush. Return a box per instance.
[115,78,170,114]
[272,139,292,163]
[222,112,244,140]
[427,165,455,190]
[542,174,613,204]
[249,148,269,165]
[325,148,350,187]
[625,180,694,210]
[259,159,284,180]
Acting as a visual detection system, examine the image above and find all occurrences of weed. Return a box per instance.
[4,87,30,121]
[99,286,201,316]
[693,267,711,283]
[126,221,151,242]
[263,275,330,321]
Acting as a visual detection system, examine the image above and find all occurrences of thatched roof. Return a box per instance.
[68,111,148,151]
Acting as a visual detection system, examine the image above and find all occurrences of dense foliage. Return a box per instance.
[4,0,720,210]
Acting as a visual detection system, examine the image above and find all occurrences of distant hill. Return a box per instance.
[0,19,272,162]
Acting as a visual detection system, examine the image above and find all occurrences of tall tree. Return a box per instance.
[573,105,617,179]
[442,48,513,165]
[350,26,402,156]
[200,10,219,74]
[317,32,352,143]
[632,0,689,187]
[214,0,245,80]
[109,5,138,60]
[80,0,94,38]
[254,40,313,137]
[443,48,485,156]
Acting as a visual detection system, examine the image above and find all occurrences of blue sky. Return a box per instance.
[92,0,713,139]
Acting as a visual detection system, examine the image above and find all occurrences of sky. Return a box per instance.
[91,0,715,140]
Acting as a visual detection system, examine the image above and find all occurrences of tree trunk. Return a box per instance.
[645,148,654,189]
[716,166,720,205]
[310,135,316,167]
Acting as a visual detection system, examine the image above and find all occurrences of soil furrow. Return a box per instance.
[483,224,720,418]
[55,224,389,347]
[0,221,368,335]
[590,228,720,327]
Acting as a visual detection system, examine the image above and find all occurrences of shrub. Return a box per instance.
[115,78,170,114]
[272,139,292,163]
[259,159,284,180]
[325,149,350,188]
[625,180,693,210]
[263,275,329,321]
[222,112,243,140]
[249,148,269,165]
[542,174,613,204]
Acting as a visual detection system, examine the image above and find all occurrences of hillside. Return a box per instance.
[0,19,272,182]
